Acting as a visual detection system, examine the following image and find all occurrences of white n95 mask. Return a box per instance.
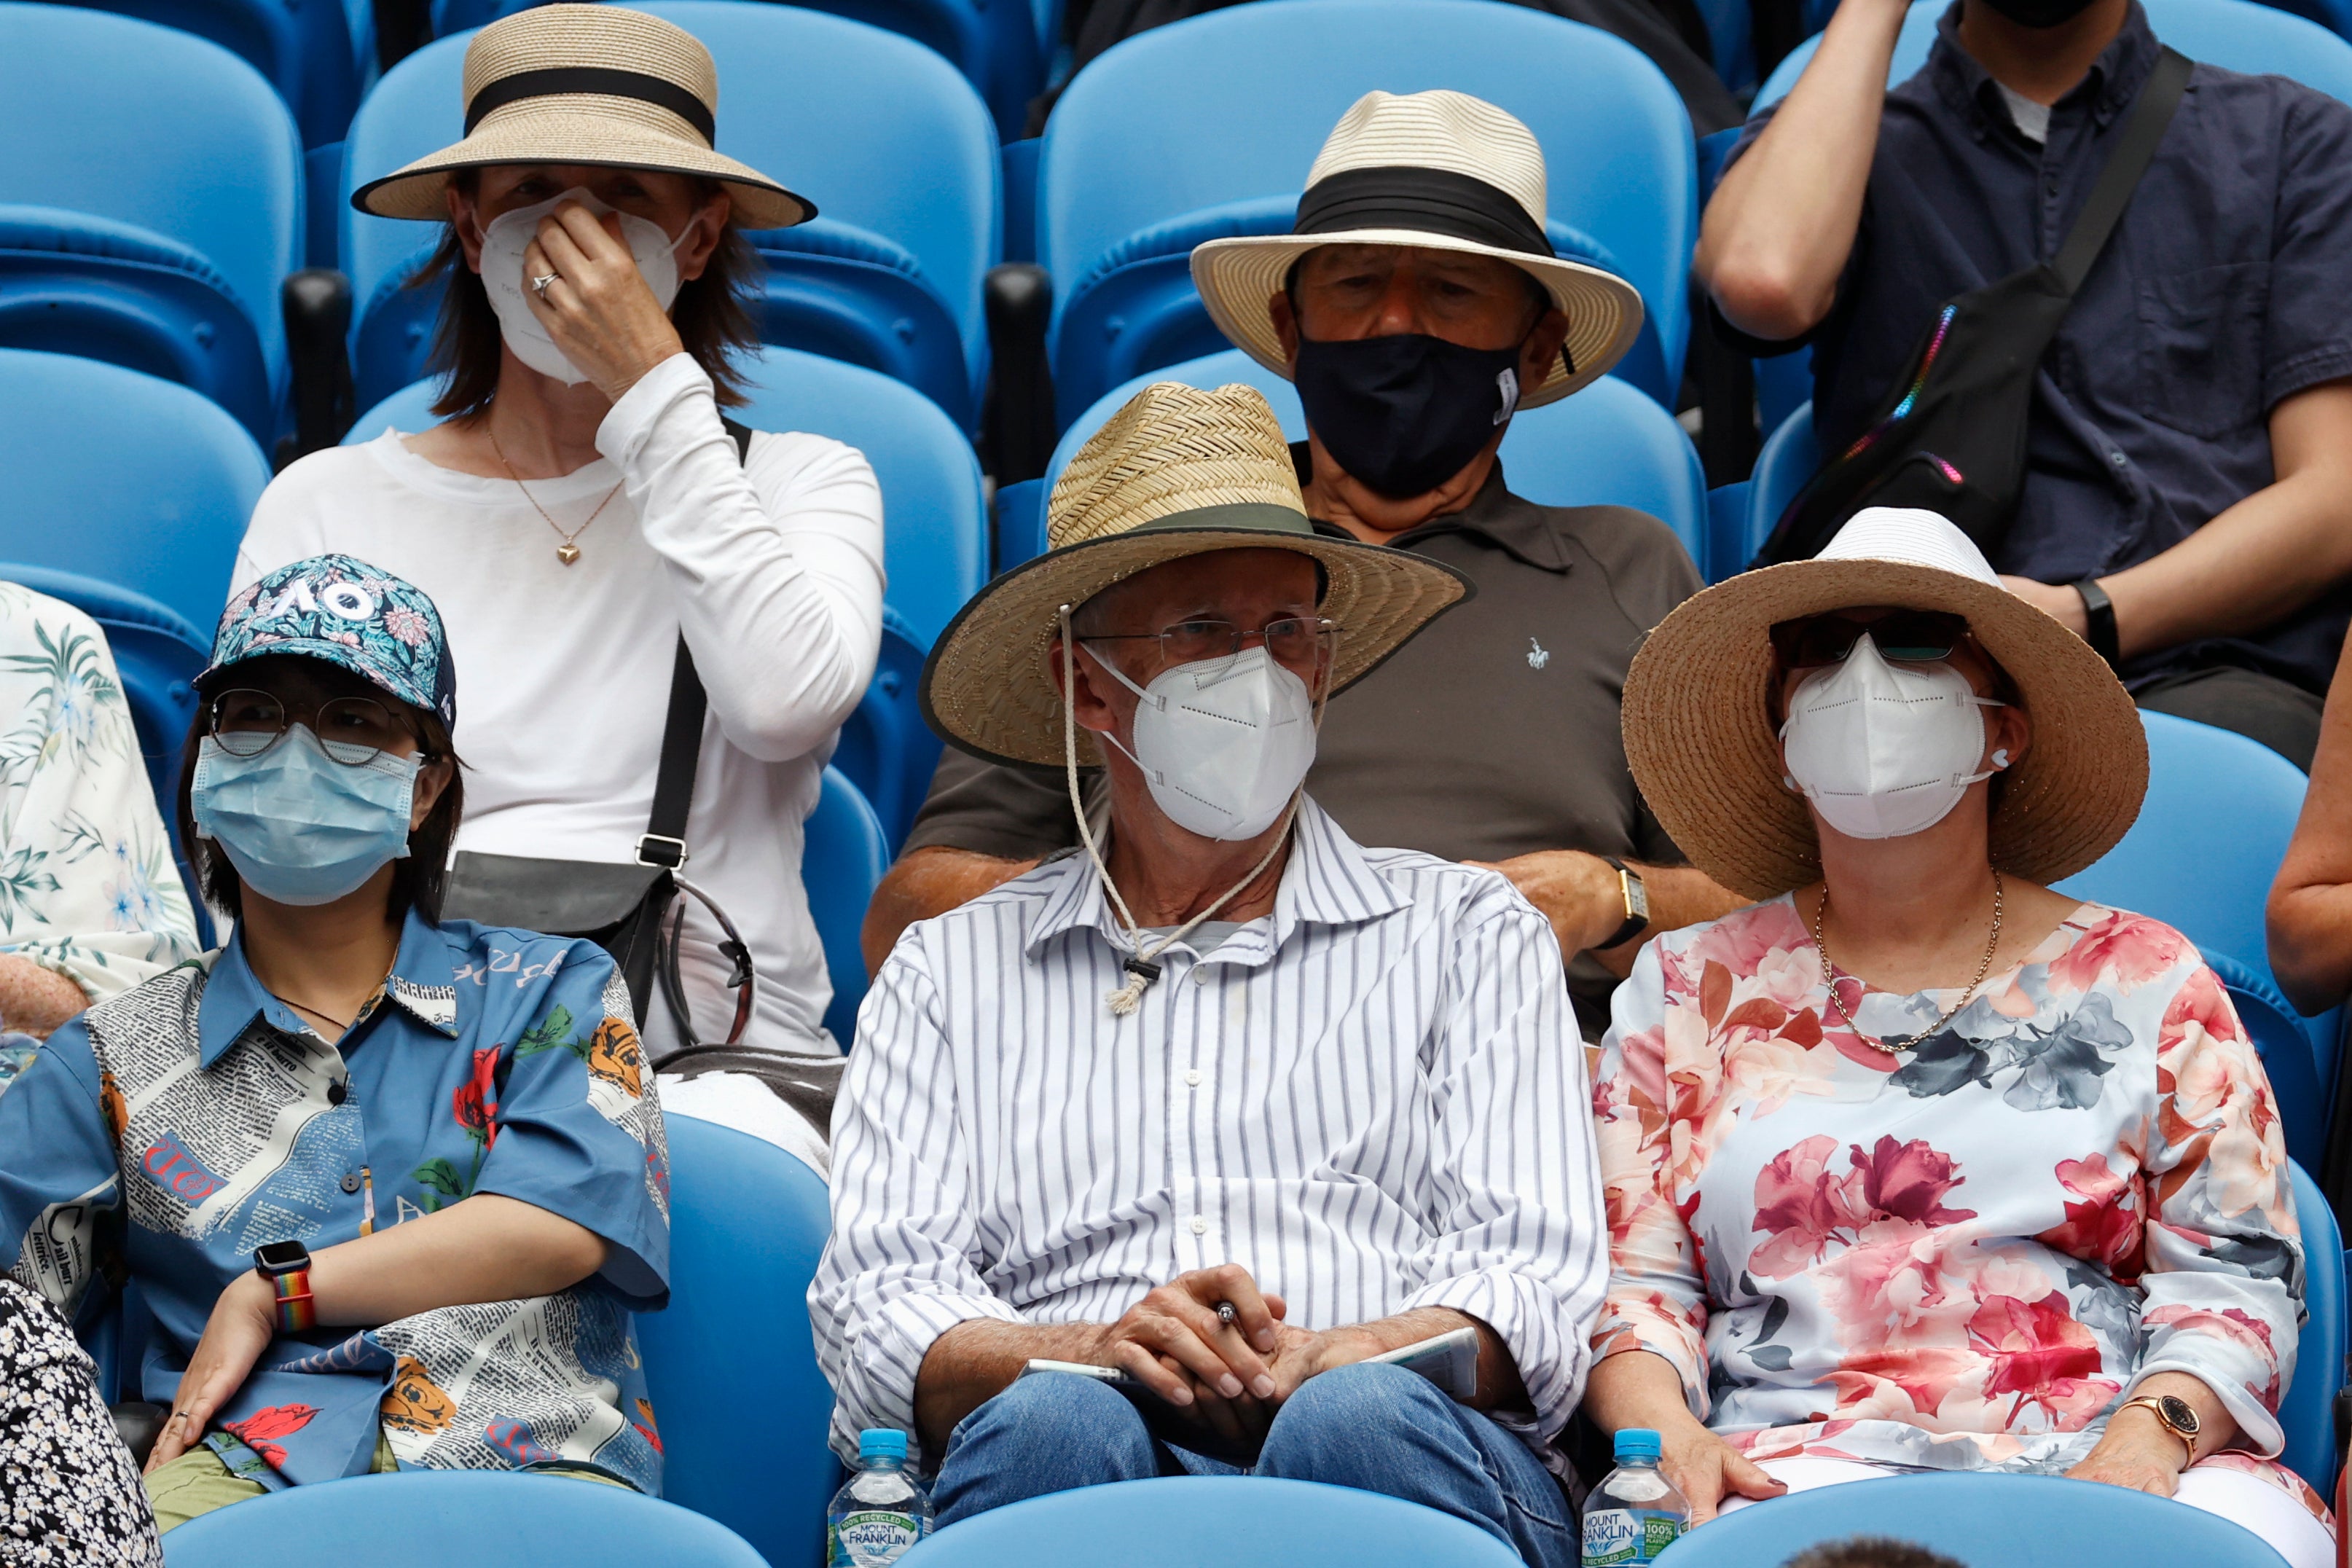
[479,187,690,384]
[1094,646,1319,841]
[1780,635,2007,840]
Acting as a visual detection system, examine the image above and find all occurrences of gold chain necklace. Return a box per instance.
[1812,871,2004,1054]
[489,424,624,565]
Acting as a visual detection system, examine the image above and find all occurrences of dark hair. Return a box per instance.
[176,670,466,927]
[417,170,763,420]
[1781,1539,1967,1568]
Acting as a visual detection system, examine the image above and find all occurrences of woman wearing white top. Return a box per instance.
[236,5,883,1172]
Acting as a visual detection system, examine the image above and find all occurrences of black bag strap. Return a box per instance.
[2053,47,2192,294]
[635,419,754,870]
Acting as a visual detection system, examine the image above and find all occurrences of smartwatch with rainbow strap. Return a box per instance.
[253,1241,315,1333]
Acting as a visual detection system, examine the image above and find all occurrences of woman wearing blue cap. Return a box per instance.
[0,556,672,1529]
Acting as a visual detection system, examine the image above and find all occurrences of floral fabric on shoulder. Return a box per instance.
[1591,895,2313,1508]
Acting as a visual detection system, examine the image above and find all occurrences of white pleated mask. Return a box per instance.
[1780,635,2007,840]
[478,187,690,384]
[1095,646,1319,842]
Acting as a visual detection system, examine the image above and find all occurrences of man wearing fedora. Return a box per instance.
[813,383,1602,1564]
[866,90,1741,1040]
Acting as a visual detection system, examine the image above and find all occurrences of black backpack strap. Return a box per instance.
[636,420,755,869]
[2053,47,2193,294]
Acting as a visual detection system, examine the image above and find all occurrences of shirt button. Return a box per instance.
[1191,968,1210,986]
[1185,1069,1202,1087]
[2111,451,2129,468]
[339,1172,361,1194]
[1190,1216,1208,1235]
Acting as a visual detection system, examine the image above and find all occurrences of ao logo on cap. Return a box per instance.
[259,578,377,624]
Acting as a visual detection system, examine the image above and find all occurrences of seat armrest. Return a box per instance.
[281,269,356,469]
[984,262,1055,484]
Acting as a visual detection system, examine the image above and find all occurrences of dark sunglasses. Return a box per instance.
[1768,610,1971,670]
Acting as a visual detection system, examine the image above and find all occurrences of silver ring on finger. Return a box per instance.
[531,272,559,297]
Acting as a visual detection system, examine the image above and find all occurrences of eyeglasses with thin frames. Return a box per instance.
[1078,616,1342,675]
[208,689,423,767]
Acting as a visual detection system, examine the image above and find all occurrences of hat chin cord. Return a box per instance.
[1059,605,1308,1017]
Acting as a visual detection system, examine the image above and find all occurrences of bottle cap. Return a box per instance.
[859,1428,909,1464]
[1613,1427,1662,1463]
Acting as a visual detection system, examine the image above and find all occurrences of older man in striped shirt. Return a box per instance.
[812,384,1605,1564]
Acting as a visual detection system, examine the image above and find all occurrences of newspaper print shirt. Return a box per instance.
[0,910,670,1493]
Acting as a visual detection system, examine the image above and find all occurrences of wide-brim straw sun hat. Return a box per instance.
[1622,507,2147,901]
[922,381,1473,769]
[1191,89,1645,409]
[352,4,812,230]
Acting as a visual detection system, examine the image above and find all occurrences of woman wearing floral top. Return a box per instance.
[1587,509,2329,1567]
[0,557,668,1529]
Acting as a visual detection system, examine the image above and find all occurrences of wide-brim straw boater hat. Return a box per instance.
[352,4,812,230]
[1190,90,1645,409]
[922,381,1473,769]
[1622,507,2149,902]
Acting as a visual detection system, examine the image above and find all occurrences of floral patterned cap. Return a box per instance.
[203,556,458,726]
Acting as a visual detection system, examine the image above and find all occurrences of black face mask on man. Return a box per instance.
[1292,330,1526,500]
[1977,0,2099,28]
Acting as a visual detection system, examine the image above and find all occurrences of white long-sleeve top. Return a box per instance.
[234,352,885,1057]
[811,796,1610,1470]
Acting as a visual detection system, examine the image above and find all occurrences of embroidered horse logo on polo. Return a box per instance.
[1526,637,1551,670]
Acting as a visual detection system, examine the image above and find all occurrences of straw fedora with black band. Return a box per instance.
[922,381,1472,771]
[1622,507,2147,902]
[353,4,812,230]
[1190,90,1646,409]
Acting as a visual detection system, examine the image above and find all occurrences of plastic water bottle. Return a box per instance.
[1582,1427,1690,1567]
[826,1428,933,1567]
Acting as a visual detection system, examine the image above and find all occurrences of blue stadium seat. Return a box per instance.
[1738,0,2352,453]
[637,1112,839,1566]
[1016,348,1706,573]
[1741,398,1816,573]
[0,350,270,636]
[42,0,358,149]
[1754,0,2352,109]
[429,0,1040,143]
[1643,1470,2289,1565]
[1036,0,1696,422]
[807,764,887,1046]
[0,5,302,441]
[899,1477,1524,1566]
[2281,1159,2343,1490]
[157,1469,769,1566]
[833,606,942,853]
[341,6,1000,428]
[345,346,987,650]
[0,565,213,930]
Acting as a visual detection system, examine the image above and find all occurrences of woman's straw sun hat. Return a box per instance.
[922,381,1472,769]
[1190,89,1645,409]
[1623,506,2147,901]
[353,4,812,230]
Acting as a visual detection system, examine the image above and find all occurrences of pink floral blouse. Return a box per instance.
[1592,896,2310,1495]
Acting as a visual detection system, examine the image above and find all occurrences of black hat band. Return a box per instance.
[465,66,717,144]
[1292,165,1549,258]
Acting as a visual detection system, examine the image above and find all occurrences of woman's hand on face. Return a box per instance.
[1659,1420,1788,1524]
[144,1271,278,1475]
[521,202,688,404]
[2063,1422,2188,1497]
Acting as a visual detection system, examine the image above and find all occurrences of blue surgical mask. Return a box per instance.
[190,728,422,906]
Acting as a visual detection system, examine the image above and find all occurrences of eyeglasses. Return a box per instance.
[208,689,418,767]
[1768,611,1971,670]
[1081,616,1341,671]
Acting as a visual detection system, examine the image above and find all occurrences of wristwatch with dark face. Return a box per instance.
[2119,1392,2200,1466]
[1599,857,1650,950]
[253,1241,316,1333]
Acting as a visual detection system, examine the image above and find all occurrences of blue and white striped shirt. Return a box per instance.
[812,796,1608,1467]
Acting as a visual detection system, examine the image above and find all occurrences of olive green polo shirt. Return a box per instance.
[901,458,1705,1036]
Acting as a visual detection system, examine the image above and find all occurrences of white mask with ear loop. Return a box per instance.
[1779,635,2010,840]
[478,187,692,384]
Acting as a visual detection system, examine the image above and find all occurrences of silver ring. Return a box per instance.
[530,273,558,297]
[1215,1301,1237,1327]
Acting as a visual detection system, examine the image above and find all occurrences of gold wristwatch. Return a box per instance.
[2118,1392,2200,1467]
[1599,856,1650,949]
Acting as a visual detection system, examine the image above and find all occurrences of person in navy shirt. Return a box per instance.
[0,556,670,1530]
[1703,0,2352,766]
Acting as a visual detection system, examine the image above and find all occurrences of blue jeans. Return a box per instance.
[930,1363,1577,1567]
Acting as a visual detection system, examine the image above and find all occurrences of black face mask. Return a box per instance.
[1977,0,2098,28]
[1293,331,1526,500]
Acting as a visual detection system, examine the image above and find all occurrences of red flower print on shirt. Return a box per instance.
[2037,1155,2144,1277]
[1855,1137,1978,1227]
[1972,1291,2112,1424]
[2044,910,2190,996]
[1751,1135,1977,1279]
[453,1047,500,1152]
[223,1403,318,1469]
